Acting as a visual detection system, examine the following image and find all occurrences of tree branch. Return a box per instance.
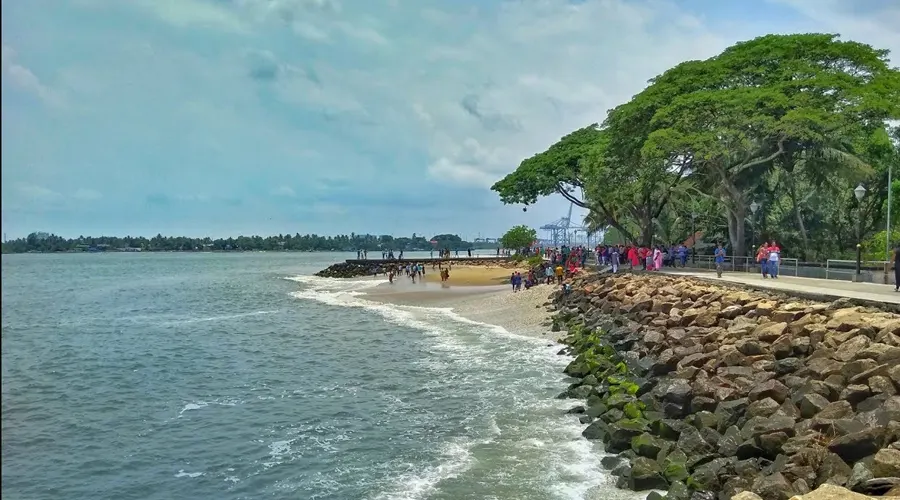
[733,137,786,175]
[555,182,588,208]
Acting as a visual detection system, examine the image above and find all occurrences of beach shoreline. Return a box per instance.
[362,264,562,339]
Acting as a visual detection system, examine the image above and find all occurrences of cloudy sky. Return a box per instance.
[2,0,898,239]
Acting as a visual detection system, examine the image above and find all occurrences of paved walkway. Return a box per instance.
[663,270,900,305]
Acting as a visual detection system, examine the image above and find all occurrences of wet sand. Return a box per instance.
[365,267,561,339]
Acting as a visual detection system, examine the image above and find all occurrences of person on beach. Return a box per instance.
[653,246,663,271]
[756,244,770,278]
[715,243,726,278]
[767,240,781,279]
[555,263,564,284]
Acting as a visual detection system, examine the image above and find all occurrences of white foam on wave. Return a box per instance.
[369,438,480,500]
[174,470,204,478]
[177,397,244,417]
[165,310,279,325]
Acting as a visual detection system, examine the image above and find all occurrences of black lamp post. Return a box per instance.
[854,183,867,277]
[750,201,760,272]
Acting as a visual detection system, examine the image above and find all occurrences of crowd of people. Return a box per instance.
[593,243,691,273]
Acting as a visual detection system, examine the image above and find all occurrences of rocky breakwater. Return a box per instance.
[552,273,900,500]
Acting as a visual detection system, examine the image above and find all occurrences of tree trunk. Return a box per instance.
[725,203,747,258]
[786,176,810,261]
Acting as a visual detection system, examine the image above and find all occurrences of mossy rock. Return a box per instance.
[664,461,689,483]
[631,432,666,459]
[623,401,644,420]
[606,392,637,410]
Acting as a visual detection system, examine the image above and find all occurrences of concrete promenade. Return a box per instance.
[664,269,900,305]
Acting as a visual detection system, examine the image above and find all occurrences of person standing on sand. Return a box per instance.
[555,263,564,284]
[610,246,620,273]
[715,243,726,278]
[545,264,554,284]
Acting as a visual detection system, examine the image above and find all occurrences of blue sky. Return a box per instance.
[2,0,898,239]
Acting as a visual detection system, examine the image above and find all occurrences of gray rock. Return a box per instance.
[651,378,693,407]
[872,448,900,477]
[774,357,802,375]
[677,425,714,457]
[749,379,790,404]
[798,392,830,419]
[667,480,690,500]
[815,451,851,487]
[750,472,795,500]
[741,415,796,441]
[582,419,608,440]
[628,456,668,491]
[606,419,650,454]
[840,384,873,407]
[747,398,781,419]
[847,461,874,491]
[828,427,891,463]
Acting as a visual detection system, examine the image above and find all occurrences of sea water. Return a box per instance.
[1,252,641,500]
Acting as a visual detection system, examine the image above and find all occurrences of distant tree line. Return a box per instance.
[1,231,500,254]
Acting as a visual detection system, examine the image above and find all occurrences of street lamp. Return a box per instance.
[855,184,867,277]
[750,201,760,265]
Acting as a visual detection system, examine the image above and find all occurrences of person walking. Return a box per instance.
[715,243,726,278]
[756,244,770,278]
[767,240,781,279]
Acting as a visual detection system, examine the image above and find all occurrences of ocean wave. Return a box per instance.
[369,438,480,500]
[284,274,636,500]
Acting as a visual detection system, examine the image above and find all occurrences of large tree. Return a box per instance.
[500,225,538,250]
[641,33,900,257]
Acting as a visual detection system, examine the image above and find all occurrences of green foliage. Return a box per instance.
[526,255,544,268]
[500,225,538,250]
[0,232,494,254]
[863,229,900,261]
[493,33,900,259]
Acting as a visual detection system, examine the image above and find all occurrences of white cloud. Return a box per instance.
[135,0,249,34]
[272,185,296,197]
[73,189,103,201]
[1,44,65,107]
[14,183,64,202]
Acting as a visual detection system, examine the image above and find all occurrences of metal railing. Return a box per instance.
[680,255,799,276]
[825,259,892,283]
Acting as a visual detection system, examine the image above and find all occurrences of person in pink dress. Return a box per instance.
[653,246,663,271]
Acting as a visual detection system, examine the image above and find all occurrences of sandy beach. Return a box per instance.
[420,263,529,286]
[365,265,561,339]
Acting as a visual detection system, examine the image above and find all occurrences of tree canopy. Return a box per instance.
[500,225,538,251]
[492,33,900,260]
